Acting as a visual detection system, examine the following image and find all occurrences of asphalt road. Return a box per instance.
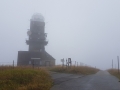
[50,71,120,90]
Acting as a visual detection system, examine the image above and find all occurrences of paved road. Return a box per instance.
[50,71,120,90]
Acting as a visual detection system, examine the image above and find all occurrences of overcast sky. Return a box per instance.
[0,0,120,70]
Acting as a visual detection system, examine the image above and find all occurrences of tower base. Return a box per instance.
[17,51,55,67]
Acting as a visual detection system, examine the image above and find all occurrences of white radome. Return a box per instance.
[31,13,44,22]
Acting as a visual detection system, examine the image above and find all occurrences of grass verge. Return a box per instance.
[49,65,99,75]
[108,69,120,80]
[0,66,53,90]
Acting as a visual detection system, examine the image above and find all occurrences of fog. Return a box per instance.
[0,0,120,70]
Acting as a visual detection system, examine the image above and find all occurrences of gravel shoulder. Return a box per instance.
[50,71,120,90]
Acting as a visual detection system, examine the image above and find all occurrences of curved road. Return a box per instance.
[50,71,120,90]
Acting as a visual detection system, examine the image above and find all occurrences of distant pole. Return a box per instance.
[33,60,34,69]
[66,59,67,68]
[61,58,64,67]
[75,61,76,67]
[13,60,14,68]
[117,56,119,74]
[112,59,113,69]
[80,62,82,66]
[63,58,64,67]
[68,58,69,67]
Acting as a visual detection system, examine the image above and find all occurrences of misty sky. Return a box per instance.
[0,0,120,70]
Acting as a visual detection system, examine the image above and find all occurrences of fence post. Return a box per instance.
[75,61,76,67]
[13,60,14,69]
[68,58,70,67]
[117,56,119,74]
[112,59,113,69]
[33,60,34,69]
[63,58,64,67]
[61,58,64,68]
[66,59,68,68]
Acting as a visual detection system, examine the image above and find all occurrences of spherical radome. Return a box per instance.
[31,13,44,22]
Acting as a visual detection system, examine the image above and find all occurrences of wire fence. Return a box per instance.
[0,61,46,70]
[0,61,17,66]
[60,58,92,68]
[0,61,38,68]
[0,59,93,69]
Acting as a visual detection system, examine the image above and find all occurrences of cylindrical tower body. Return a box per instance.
[26,13,48,52]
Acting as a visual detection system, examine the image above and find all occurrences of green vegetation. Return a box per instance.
[49,65,99,75]
[108,69,120,79]
[0,66,53,90]
[0,65,100,90]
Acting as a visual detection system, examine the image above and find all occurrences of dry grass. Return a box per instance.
[0,66,53,90]
[49,65,99,75]
[108,69,120,79]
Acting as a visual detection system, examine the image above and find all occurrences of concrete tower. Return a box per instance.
[17,13,55,66]
[26,13,48,52]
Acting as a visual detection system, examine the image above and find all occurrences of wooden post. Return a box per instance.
[33,60,34,69]
[117,56,119,74]
[66,59,67,68]
[75,61,76,67]
[61,58,64,68]
[63,58,64,67]
[13,60,14,69]
[112,59,113,69]
[68,59,69,67]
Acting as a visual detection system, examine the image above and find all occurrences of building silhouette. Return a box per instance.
[17,13,55,66]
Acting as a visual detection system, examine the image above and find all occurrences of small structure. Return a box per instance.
[17,13,55,66]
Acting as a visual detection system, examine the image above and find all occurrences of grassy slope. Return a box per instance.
[0,66,53,90]
[49,66,99,75]
[108,69,120,80]
[0,66,99,90]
